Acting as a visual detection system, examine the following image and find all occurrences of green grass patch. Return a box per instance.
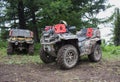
[102,45,120,61]
[0,42,42,64]
[0,41,7,48]
[0,48,42,64]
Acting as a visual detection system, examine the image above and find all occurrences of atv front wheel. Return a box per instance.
[7,43,13,55]
[88,44,102,62]
[28,44,34,55]
[57,45,79,69]
[40,48,55,63]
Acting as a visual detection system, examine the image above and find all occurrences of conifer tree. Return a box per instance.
[114,8,120,46]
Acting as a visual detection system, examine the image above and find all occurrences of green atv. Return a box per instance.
[7,29,34,55]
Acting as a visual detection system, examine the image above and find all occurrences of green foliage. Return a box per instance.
[101,39,107,51]
[71,0,109,27]
[101,8,120,45]
[113,8,120,46]
[102,45,120,61]
[34,43,41,51]
[101,43,120,55]
[0,41,7,49]
[39,0,75,27]
[0,0,110,41]
[38,0,108,28]
[0,29,9,41]
[0,0,108,29]
[34,43,41,55]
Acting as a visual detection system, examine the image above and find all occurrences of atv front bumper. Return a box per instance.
[42,44,56,57]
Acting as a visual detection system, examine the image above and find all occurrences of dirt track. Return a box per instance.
[0,60,120,82]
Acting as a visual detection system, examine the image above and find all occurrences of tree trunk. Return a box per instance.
[18,0,26,29]
[31,10,39,42]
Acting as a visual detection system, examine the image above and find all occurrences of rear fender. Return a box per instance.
[90,38,101,45]
[79,38,101,55]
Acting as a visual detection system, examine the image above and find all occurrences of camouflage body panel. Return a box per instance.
[41,26,101,57]
[77,28,101,55]
[41,33,77,45]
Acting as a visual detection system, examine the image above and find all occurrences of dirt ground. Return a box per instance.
[0,59,120,82]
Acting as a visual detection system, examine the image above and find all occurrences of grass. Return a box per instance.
[103,51,120,61]
[0,48,42,64]
[0,41,120,64]
[102,45,120,61]
[0,42,43,64]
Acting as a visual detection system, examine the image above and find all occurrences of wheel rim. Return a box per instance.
[94,45,101,60]
[64,49,78,67]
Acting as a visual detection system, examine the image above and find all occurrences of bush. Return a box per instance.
[110,46,120,55]
[0,41,7,49]
[104,45,120,55]
[102,45,120,61]
[34,43,41,51]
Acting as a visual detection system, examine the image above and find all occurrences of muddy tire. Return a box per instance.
[28,44,34,55]
[88,44,102,62]
[7,43,13,55]
[57,45,79,69]
[40,48,55,63]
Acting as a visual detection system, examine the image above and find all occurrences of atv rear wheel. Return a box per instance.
[28,44,34,55]
[88,44,102,62]
[7,43,13,55]
[40,48,55,63]
[57,45,79,69]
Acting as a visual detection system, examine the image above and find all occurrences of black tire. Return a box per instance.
[28,44,34,55]
[7,43,13,55]
[57,45,79,69]
[88,44,102,62]
[40,48,55,63]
